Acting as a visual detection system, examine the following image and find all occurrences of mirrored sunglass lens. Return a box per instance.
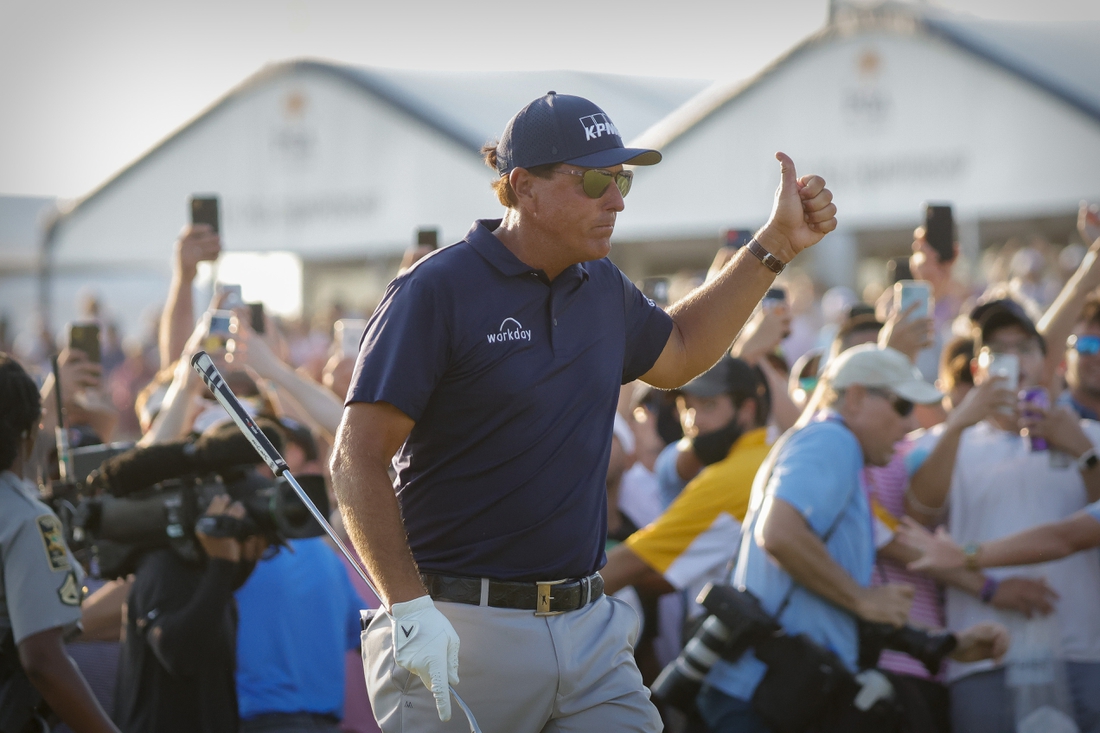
[1076,336,1100,355]
[581,170,613,198]
[615,171,633,198]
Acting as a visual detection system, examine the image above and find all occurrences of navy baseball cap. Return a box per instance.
[495,91,662,176]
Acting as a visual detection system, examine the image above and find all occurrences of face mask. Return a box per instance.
[690,416,745,466]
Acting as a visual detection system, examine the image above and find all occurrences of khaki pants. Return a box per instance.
[362,593,662,733]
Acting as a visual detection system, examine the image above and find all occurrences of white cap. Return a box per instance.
[822,345,942,404]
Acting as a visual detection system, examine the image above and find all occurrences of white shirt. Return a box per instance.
[915,421,1100,681]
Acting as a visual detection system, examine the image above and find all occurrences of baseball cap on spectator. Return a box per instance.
[969,298,1045,354]
[837,302,883,341]
[279,417,318,463]
[494,92,662,176]
[680,355,771,419]
[823,345,942,404]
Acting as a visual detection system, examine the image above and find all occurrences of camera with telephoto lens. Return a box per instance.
[52,421,329,578]
[653,582,961,716]
[651,583,780,711]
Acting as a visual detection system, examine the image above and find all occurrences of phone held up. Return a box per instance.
[923,202,954,263]
[190,194,220,233]
[893,280,933,322]
[69,323,101,363]
[417,228,439,251]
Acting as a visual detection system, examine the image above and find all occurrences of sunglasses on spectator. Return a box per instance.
[555,168,633,199]
[1068,334,1100,356]
[866,387,915,417]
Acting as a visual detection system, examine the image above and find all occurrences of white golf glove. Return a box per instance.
[389,595,461,722]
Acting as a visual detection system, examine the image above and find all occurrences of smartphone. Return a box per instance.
[189,195,220,233]
[69,323,101,363]
[248,302,265,335]
[334,319,368,358]
[887,256,912,284]
[894,280,933,321]
[978,348,1019,413]
[203,310,235,352]
[417,228,439,250]
[216,283,243,308]
[723,229,753,250]
[923,203,954,262]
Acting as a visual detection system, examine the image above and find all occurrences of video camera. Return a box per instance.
[50,420,329,579]
[652,583,958,722]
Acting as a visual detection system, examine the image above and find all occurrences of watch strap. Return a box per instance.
[746,238,786,274]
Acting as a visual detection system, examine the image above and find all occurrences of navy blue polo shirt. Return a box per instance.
[347,219,673,581]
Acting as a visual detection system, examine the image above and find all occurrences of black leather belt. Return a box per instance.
[420,572,604,616]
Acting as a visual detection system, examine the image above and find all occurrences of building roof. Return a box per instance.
[56,61,708,220]
[632,2,1100,152]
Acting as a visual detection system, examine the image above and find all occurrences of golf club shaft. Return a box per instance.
[190,351,481,732]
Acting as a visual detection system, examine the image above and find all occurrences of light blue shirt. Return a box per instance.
[705,415,874,701]
[655,441,690,510]
[235,538,365,719]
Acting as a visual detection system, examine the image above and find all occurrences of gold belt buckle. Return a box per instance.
[535,579,568,616]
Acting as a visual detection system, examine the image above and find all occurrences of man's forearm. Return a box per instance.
[907,424,963,514]
[331,443,425,608]
[19,630,120,733]
[758,500,866,615]
[1038,246,1100,386]
[259,360,343,439]
[601,544,674,596]
[980,514,1100,568]
[160,270,195,369]
[653,246,778,388]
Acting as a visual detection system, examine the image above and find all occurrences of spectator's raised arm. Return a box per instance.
[159,224,220,370]
[228,317,343,440]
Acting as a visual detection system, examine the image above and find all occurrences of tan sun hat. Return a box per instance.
[822,345,942,404]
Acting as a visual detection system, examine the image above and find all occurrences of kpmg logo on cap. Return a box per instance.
[579,114,620,142]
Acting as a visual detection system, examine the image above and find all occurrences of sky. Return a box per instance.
[3,0,1099,199]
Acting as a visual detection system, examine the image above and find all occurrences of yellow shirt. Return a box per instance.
[625,428,770,590]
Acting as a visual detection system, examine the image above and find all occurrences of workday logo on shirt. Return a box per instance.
[486,318,532,345]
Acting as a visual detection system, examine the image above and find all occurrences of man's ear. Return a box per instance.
[509,168,535,204]
[970,358,979,379]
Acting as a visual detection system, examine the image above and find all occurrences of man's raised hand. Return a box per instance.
[756,152,837,263]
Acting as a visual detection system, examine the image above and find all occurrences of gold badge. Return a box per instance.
[36,514,71,571]
[58,571,82,606]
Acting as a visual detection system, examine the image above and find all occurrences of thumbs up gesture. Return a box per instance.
[755,152,837,263]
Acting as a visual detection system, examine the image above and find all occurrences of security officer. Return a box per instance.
[0,353,119,733]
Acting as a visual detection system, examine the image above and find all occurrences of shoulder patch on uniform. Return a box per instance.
[58,570,82,606]
[36,514,71,571]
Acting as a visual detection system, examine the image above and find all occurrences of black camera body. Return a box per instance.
[653,582,959,728]
[48,425,328,579]
[72,471,328,579]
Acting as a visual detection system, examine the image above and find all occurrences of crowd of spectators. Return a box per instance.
[2,200,1100,733]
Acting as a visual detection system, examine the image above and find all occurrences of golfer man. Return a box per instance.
[330,91,837,731]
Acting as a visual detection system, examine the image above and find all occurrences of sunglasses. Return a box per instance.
[1068,334,1100,356]
[556,168,633,199]
[866,387,915,418]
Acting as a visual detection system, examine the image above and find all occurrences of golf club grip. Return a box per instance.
[190,351,288,476]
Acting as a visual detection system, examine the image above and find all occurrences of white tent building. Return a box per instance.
[38,64,705,335]
[614,2,1100,287]
[22,1,1100,342]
